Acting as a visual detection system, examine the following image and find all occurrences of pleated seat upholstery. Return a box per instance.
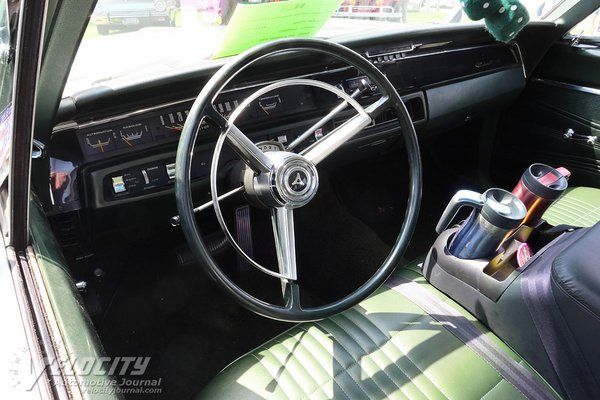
[543,186,600,227]
[197,265,558,400]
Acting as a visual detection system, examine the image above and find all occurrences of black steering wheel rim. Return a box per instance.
[175,37,422,322]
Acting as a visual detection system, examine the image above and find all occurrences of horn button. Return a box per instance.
[244,152,319,208]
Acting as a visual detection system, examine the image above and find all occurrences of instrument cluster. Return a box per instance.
[76,83,324,163]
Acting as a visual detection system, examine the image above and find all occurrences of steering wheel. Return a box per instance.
[175,38,421,322]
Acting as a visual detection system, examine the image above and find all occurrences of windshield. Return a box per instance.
[65,0,563,97]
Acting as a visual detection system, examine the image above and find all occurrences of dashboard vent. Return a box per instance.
[49,212,82,249]
[404,94,426,123]
[368,92,426,127]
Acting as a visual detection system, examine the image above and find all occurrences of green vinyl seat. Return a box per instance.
[543,187,600,227]
[198,264,558,400]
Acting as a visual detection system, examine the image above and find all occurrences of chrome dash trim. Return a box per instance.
[370,42,508,62]
[53,42,519,134]
[52,121,78,131]
[365,43,423,58]
[52,96,197,133]
[52,66,354,134]
[510,42,526,79]
[532,78,600,96]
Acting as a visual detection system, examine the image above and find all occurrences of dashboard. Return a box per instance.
[45,27,527,218]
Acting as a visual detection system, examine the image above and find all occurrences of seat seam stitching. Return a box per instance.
[547,197,599,210]
[310,321,382,399]
[548,201,600,218]
[268,336,327,399]
[249,351,298,400]
[278,330,356,399]
[553,195,599,208]
[552,197,596,208]
[323,316,414,399]
[568,205,600,225]
[277,331,338,399]
[326,316,404,395]
[551,273,600,323]
[343,309,450,400]
[480,378,506,400]
[301,328,400,399]
[296,325,369,400]
[390,282,528,399]
[312,320,389,399]
[254,346,308,399]
[552,200,599,211]
[545,206,587,219]
[547,203,597,220]
[346,308,452,400]
[300,314,426,400]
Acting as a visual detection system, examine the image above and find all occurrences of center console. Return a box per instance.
[420,168,600,398]
[423,226,523,302]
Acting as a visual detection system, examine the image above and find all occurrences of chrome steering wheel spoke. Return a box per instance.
[271,206,298,282]
[301,110,372,165]
[283,281,302,311]
[225,124,273,174]
[364,95,391,119]
[206,107,273,174]
[170,185,244,226]
[286,79,372,152]
[301,95,389,165]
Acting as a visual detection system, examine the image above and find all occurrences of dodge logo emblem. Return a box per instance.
[276,159,318,207]
[288,171,308,193]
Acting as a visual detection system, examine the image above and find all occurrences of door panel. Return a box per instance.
[492,40,600,188]
[535,42,600,88]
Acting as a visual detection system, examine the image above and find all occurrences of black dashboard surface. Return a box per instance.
[46,25,526,215]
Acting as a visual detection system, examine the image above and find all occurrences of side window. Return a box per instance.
[568,7,600,39]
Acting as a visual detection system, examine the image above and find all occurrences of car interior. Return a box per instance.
[22,0,600,398]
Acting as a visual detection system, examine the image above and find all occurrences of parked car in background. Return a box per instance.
[336,0,408,22]
[92,0,178,35]
[338,0,404,14]
[337,0,454,23]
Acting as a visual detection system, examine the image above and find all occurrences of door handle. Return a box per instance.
[563,128,598,146]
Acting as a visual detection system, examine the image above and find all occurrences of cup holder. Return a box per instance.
[422,227,522,302]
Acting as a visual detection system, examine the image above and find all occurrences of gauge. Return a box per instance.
[215,100,238,118]
[256,140,285,152]
[81,129,116,155]
[116,122,152,149]
[257,94,283,116]
[158,110,188,135]
[215,98,257,122]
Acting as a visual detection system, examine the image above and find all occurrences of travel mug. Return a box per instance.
[436,188,527,259]
[512,164,570,226]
